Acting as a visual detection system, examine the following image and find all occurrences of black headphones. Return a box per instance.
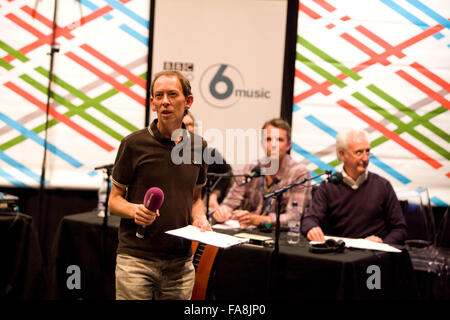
[309,239,346,254]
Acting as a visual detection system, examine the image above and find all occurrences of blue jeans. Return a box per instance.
[115,253,195,300]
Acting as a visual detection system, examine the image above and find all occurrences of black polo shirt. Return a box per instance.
[112,119,207,259]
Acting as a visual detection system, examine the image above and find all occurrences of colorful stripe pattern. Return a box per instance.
[0,0,149,188]
[293,0,449,205]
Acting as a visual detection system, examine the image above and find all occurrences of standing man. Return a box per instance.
[213,118,311,228]
[108,70,211,300]
[301,129,407,245]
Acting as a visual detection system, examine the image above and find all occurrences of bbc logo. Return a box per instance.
[163,61,194,72]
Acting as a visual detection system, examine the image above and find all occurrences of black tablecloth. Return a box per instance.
[51,212,421,300]
[50,211,120,300]
[1,212,46,299]
[208,232,419,300]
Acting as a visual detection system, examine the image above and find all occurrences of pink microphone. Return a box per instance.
[136,187,164,239]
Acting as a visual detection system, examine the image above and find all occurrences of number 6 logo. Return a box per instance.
[200,63,244,108]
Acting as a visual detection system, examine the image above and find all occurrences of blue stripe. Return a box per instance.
[293,104,301,112]
[379,0,443,39]
[102,0,149,28]
[309,170,324,183]
[77,0,99,11]
[0,167,27,187]
[430,196,448,207]
[305,115,338,138]
[291,142,336,173]
[369,156,411,184]
[406,0,450,29]
[119,24,148,45]
[77,0,113,20]
[88,170,98,177]
[0,149,44,184]
[0,113,83,168]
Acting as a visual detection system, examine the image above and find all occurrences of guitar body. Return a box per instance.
[191,241,219,300]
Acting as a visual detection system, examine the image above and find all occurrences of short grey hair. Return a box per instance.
[336,129,369,161]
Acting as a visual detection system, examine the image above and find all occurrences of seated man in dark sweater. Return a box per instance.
[301,129,407,245]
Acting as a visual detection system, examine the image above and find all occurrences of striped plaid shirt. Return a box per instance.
[220,155,312,226]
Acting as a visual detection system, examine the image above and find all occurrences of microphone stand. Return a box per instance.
[94,164,113,229]
[103,166,112,229]
[37,0,59,266]
[94,164,113,299]
[264,170,331,299]
[263,170,331,255]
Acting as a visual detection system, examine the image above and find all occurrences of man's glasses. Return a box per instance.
[351,149,372,157]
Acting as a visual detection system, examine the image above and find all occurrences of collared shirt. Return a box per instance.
[112,119,207,259]
[219,155,311,226]
[342,169,368,189]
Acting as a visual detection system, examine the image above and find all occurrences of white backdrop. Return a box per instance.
[151,0,288,171]
[291,0,449,206]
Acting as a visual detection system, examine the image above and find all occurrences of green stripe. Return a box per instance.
[327,104,447,168]
[35,67,139,133]
[0,58,13,70]
[298,36,361,81]
[296,52,346,88]
[353,92,450,160]
[19,73,125,141]
[368,84,450,143]
[1,69,144,151]
[0,40,29,62]
[0,119,59,151]
[371,106,447,147]
[352,92,403,126]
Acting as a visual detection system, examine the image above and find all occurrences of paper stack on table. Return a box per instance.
[325,236,402,253]
[166,225,249,248]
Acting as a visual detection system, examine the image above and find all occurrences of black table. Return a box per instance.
[51,212,419,300]
[50,211,120,300]
[1,211,46,299]
[208,231,418,300]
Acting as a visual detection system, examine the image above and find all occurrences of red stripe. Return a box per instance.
[396,70,450,110]
[446,172,450,179]
[21,5,53,28]
[65,52,145,106]
[2,3,122,63]
[410,62,450,92]
[313,0,336,12]
[341,32,391,66]
[21,5,74,40]
[4,81,115,152]
[299,3,321,19]
[3,0,134,63]
[294,24,445,103]
[295,69,332,95]
[355,25,405,59]
[397,24,444,51]
[337,99,442,169]
[5,13,46,38]
[81,44,146,89]
[3,13,49,63]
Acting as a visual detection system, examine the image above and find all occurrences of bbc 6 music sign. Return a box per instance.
[200,64,271,109]
[151,0,288,169]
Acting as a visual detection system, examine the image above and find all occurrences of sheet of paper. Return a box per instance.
[324,236,402,253]
[166,225,249,248]
[234,233,273,242]
[211,219,241,230]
